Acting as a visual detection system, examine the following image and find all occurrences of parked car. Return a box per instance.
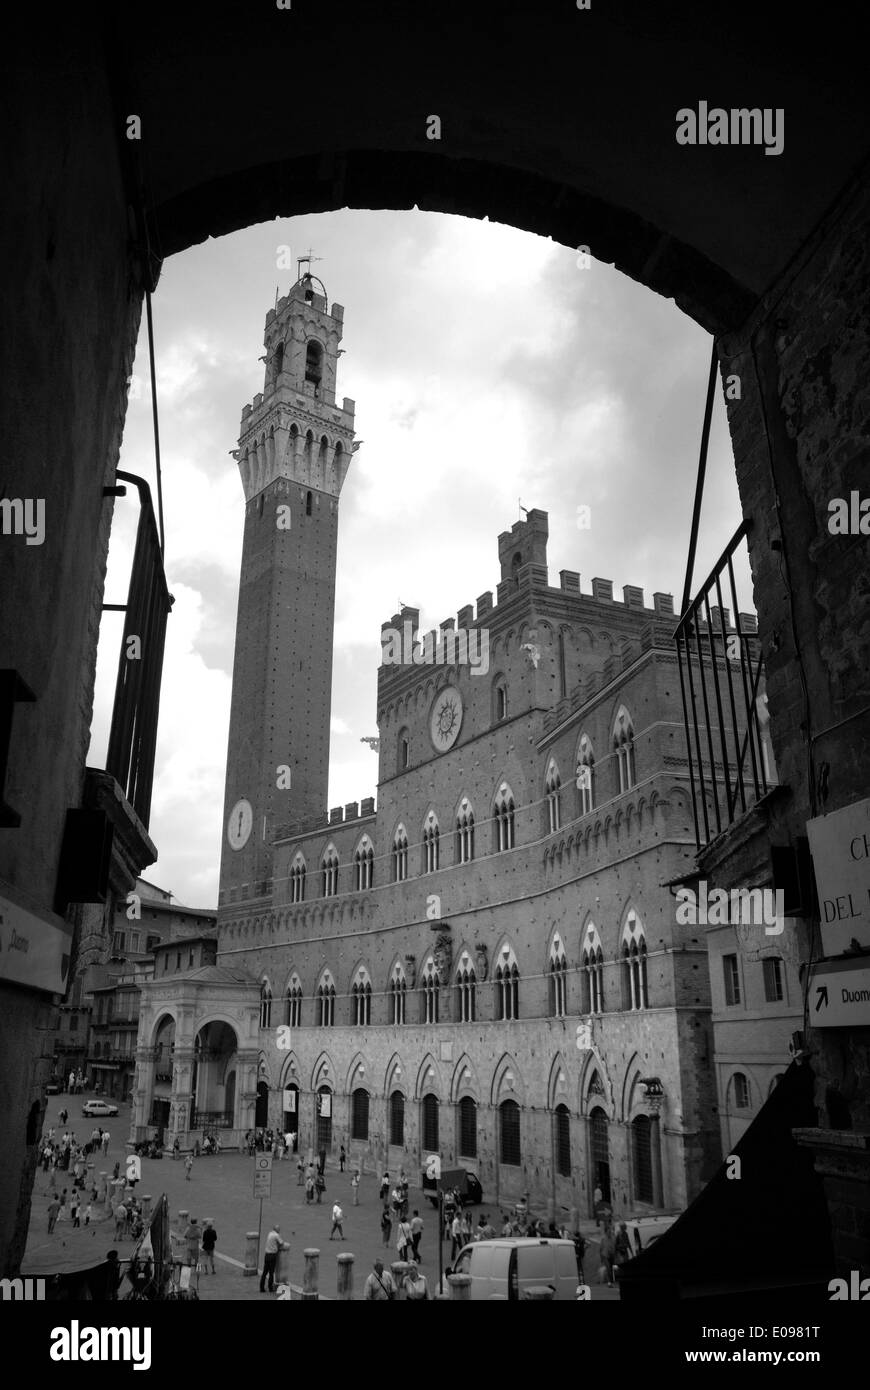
[82,1099,119,1117]
[45,1080,61,1095]
[452,1238,582,1300]
[421,1166,483,1208]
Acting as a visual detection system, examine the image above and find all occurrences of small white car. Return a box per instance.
[82,1099,119,1117]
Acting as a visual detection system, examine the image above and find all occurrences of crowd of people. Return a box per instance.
[242,1128,300,1158]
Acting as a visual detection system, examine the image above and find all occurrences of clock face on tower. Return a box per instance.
[227,798,253,850]
[429,686,463,752]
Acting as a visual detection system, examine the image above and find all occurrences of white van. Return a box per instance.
[452,1238,581,1300]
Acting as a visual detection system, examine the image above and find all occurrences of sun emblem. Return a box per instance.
[436,696,459,741]
[430,686,463,752]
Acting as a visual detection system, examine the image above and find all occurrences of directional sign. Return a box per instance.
[0,886,71,994]
[810,958,870,1028]
[253,1152,273,1199]
[807,798,870,956]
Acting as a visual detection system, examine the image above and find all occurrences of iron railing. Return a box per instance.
[674,520,773,850]
[104,471,173,828]
[191,1110,234,1129]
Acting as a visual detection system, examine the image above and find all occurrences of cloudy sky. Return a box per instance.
[88,209,747,907]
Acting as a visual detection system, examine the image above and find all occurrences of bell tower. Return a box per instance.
[218,268,356,906]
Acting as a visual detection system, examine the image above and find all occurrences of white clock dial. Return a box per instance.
[429,686,464,752]
[227,798,253,850]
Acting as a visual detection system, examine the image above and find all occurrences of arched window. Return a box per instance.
[456,798,475,864]
[621,914,648,1010]
[397,727,410,773]
[581,925,604,1014]
[555,1103,571,1177]
[589,1106,611,1202]
[632,1114,653,1203]
[499,1098,521,1165]
[421,958,439,1024]
[316,1086,332,1150]
[422,1093,439,1152]
[494,783,516,852]
[285,974,303,1027]
[321,845,339,898]
[389,1090,405,1146]
[733,1072,750,1109]
[351,968,372,1027]
[494,946,520,1021]
[305,339,323,387]
[576,733,595,815]
[458,1096,477,1158]
[351,1088,370,1141]
[492,675,508,723]
[549,934,568,1017]
[273,340,284,380]
[422,811,440,874]
[389,964,407,1025]
[306,489,313,516]
[392,824,409,883]
[289,853,307,904]
[455,953,477,1023]
[354,836,374,891]
[259,983,272,1029]
[613,706,636,793]
[316,971,335,1028]
[545,758,561,834]
[511,552,522,588]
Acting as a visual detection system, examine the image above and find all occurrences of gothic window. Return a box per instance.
[316,971,335,1027]
[273,340,284,380]
[351,1088,370,1141]
[421,957,439,1024]
[316,1087,332,1150]
[548,934,568,1017]
[389,1090,405,1146]
[545,758,561,833]
[631,1115,653,1204]
[458,1096,477,1158]
[392,825,409,883]
[321,846,339,898]
[285,974,303,1028]
[494,945,520,1020]
[455,953,477,1023]
[456,799,475,864]
[581,925,604,1014]
[290,854,307,904]
[351,968,372,1027]
[389,964,407,1025]
[492,675,508,723]
[576,733,595,815]
[555,1103,571,1177]
[499,1098,521,1165]
[306,490,313,516]
[613,706,636,794]
[354,836,374,891]
[305,339,323,387]
[494,784,516,852]
[422,811,440,874]
[398,728,410,772]
[733,1072,750,1109]
[422,1093,439,1152]
[621,914,648,1010]
[259,983,272,1029]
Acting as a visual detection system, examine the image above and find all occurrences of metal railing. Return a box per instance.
[191,1110,234,1129]
[104,471,173,828]
[674,521,771,850]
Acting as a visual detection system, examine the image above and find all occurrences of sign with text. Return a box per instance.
[253,1152,273,1199]
[0,884,71,994]
[807,799,870,956]
[810,958,870,1028]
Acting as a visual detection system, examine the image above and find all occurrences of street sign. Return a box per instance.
[810,958,870,1028]
[807,798,870,955]
[0,885,71,994]
[253,1152,273,1199]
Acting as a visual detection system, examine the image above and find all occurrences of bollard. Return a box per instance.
[244,1231,259,1277]
[448,1273,472,1300]
[391,1261,411,1298]
[337,1252,354,1300]
[276,1244,291,1285]
[523,1286,555,1299]
[302,1248,320,1300]
[141,1194,152,1223]
[98,1171,108,1202]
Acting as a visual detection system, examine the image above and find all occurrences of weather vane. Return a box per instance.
[297,248,323,280]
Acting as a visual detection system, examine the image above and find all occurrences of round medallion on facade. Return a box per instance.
[429,685,463,752]
[227,798,253,850]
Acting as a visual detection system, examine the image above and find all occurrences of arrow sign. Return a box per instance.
[809,959,870,1029]
[815,986,828,1012]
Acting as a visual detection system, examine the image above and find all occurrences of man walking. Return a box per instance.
[363,1259,396,1301]
[184,1217,201,1269]
[450,1211,462,1261]
[380,1204,393,1248]
[410,1209,424,1261]
[338,1145,346,1172]
[47,1195,61,1234]
[317,1146,326,1176]
[201,1220,217,1274]
[330,1202,344,1240]
[260,1225,289,1294]
[184,1153,193,1181]
[101,1130,110,1156]
[351,1169,360,1205]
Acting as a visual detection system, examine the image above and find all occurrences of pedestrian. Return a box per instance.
[573,1231,587,1282]
[330,1202,344,1240]
[70,1193,80,1228]
[201,1220,217,1274]
[614,1221,633,1277]
[380,1204,393,1248]
[184,1217,200,1268]
[410,1209,423,1260]
[305,1174,315,1204]
[460,1211,472,1244]
[351,1169,360,1205]
[113,1161,120,1180]
[450,1212,462,1261]
[501,1214,513,1237]
[315,1172,326,1203]
[47,1196,60,1234]
[339,1145,346,1172]
[379,1171,389,1202]
[173,1138,180,1160]
[276,1137,285,1161]
[397,1215,412,1263]
[297,1157,305,1186]
[403,1264,429,1300]
[59,1109,67,1126]
[68,1070,75,1094]
[102,1131,110,1155]
[363,1258,396,1301]
[84,1202,93,1226]
[260,1225,288,1294]
[317,1146,326,1176]
[113,1202,127,1239]
[184,1153,193,1181]
[599,1223,617,1287]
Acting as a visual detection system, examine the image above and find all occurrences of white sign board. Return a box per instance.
[807,799,870,956]
[0,887,71,994]
[810,959,870,1028]
[282,1088,296,1112]
[253,1152,273,1199]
